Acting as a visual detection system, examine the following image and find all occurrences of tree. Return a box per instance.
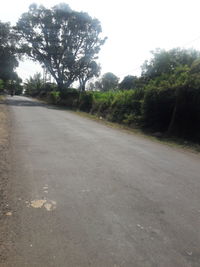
[78,61,100,91]
[7,73,23,95]
[119,75,139,90]
[141,48,200,81]
[16,3,106,90]
[24,72,44,96]
[99,72,119,91]
[0,21,18,82]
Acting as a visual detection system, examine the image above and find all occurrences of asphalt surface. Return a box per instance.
[5,95,200,267]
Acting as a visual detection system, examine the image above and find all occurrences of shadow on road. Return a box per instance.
[5,96,75,112]
[6,98,46,107]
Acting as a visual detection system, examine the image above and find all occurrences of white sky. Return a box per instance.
[1,0,200,82]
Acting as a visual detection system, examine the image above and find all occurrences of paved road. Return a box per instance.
[6,96,200,266]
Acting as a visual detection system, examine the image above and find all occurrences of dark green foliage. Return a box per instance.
[97,72,119,91]
[91,91,115,116]
[171,87,200,140]
[16,3,106,89]
[119,75,138,90]
[0,79,4,94]
[141,48,200,80]
[79,92,93,112]
[142,87,175,131]
[59,89,79,108]
[0,21,18,82]
[78,61,101,91]
[90,90,143,125]
[40,83,57,97]
[48,91,60,104]
[24,73,44,96]
[107,91,142,124]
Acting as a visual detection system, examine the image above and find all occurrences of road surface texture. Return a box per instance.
[4,96,200,267]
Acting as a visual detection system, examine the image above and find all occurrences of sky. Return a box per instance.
[1,0,200,82]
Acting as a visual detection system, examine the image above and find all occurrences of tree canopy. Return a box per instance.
[119,75,139,90]
[15,3,106,89]
[141,48,200,81]
[98,72,119,91]
[78,61,100,91]
[0,21,18,82]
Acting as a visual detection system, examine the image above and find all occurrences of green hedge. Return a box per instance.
[44,85,200,142]
[142,87,175,131]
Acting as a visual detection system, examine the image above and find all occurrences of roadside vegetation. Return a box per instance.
[24,48,200,144]
[0,3,200,144]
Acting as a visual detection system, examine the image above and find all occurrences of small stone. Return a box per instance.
[137,224,144,230]
[6,211,12,216]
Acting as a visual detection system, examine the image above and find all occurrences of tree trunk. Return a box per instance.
[81,82,86,91]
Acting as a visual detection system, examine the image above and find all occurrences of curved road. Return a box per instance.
[6,96,200,266]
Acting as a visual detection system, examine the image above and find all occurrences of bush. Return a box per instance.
[142,87,175,131]
[0,79,4,94]
[90,89,144,126]
[174,87,200,140]
[108,91,142,123]
[91,91,115,117]
[59,89,79,108]
[39,83,57,98]
[79,92,93,112]
[48,91,60,104]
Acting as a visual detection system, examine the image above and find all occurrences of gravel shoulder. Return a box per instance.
[0,97,11,264]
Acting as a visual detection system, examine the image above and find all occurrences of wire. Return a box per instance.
[182,34,200,47]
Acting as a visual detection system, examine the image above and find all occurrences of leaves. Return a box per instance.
[0,21,18,82]
[16,3,106,89]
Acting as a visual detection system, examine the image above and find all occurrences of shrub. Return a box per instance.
[174,86,200,140]
[91,91,115,117]
[48,91,60,104]
[108,90,143,124]
[142,87,175,131]
[79,92,93,112]
[59,89,79,108]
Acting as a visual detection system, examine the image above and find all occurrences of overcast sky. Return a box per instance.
[1,0,200,82]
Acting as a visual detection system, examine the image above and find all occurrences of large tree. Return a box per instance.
[0,21,18,82]
[16,3,106,89]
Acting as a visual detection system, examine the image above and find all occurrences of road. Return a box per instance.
[5,96,200,266]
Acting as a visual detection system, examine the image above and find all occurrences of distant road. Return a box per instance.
[6,96,200,266]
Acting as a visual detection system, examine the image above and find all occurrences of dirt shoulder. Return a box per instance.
[0,96,11,264]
